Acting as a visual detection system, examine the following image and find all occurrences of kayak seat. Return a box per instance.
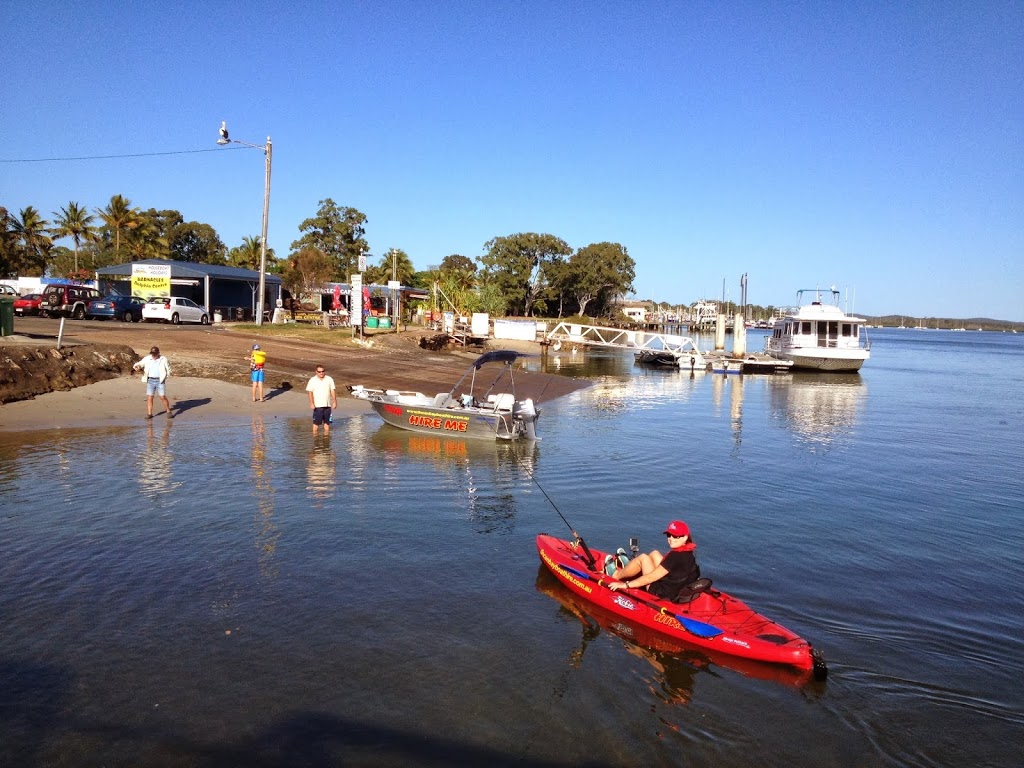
[671,577,713,604]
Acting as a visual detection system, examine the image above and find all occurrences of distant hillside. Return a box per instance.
[865,315,1024,332]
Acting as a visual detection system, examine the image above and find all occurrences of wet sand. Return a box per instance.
[0,377,372,432]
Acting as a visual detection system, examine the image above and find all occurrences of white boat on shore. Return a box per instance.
[764,288,870,372]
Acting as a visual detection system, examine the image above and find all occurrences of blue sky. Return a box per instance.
[3,1,1021,320]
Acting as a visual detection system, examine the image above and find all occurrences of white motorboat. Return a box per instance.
[764,288,870,372]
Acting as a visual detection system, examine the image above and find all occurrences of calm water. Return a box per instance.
[2,328,1022,767]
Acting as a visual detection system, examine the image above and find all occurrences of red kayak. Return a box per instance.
[537,533,827,678]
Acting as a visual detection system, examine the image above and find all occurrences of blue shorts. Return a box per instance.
[251,368,265,383]
[146,378,165,397]
[312,406,333,425]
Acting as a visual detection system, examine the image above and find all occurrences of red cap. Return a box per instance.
[663,520,690,537]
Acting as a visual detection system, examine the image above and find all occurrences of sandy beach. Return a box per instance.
[0,376,372,432]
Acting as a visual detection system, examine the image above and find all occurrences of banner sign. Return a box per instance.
[131,263,171,299]
[350,273,362,326]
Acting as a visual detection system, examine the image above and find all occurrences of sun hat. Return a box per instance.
[252,344,260,350]
[663,520,690,537]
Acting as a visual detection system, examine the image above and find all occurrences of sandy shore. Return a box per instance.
[0,376,372,432]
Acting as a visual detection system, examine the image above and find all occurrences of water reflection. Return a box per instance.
[766,373,867,448]
[250,416,279,579]
[580,366,705,417]
[709,373,746,448]
[306,431,337,505]
[369,426,537,533]
[137,419,181,495]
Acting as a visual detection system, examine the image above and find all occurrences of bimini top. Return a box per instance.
[471,350,524,369]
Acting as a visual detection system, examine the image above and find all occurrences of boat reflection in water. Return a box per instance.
[766,373,867,448]
[535,568,821,697]
[369,425,538,533]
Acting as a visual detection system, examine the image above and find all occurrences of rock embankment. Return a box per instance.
[0,344,138,404]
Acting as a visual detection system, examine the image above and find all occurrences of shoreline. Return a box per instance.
[0,376,373,433]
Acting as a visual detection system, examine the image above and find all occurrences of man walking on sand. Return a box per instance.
[305,364,337,434]
[132,346,173,419]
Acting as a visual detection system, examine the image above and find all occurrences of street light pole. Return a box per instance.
[217,122,272,326]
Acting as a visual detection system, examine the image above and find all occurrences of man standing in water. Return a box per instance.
[305,364,337,434]
[132,346,173,420]
[248,344,267,402]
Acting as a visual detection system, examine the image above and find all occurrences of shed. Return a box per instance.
[95,259,283,322]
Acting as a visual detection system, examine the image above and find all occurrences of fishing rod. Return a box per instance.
[514,454,598,570]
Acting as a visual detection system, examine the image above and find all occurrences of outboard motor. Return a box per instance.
[512,398,539,440]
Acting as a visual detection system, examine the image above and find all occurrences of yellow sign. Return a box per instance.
[131,263,171,300]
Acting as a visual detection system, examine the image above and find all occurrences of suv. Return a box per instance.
[40,284,103,319]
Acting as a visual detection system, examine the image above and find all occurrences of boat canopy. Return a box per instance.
[472,350,522,369]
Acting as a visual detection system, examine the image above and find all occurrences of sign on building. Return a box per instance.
[131,263,171,299]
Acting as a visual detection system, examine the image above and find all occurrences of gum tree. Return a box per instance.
[478,232,571,317]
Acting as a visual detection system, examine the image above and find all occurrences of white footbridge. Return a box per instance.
[545,321,707,369]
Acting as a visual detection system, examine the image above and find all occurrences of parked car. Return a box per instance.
[142,296,211,325]
[13,293,44,316]
[39,284,103,319]
[87,295,146,322]
[0,284,18,296]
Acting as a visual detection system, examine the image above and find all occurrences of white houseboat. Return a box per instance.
[764,288,870,372]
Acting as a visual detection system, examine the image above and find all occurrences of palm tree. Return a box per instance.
[96,195,138,261]
[50,202,95,272]
[12,206,53,276]
[124,217,168,262]
[381,248,415,285]
[227,235,274,270]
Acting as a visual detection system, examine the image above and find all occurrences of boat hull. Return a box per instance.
[767,348,869,372]
[536,534,825,676]
[369,399,530,440]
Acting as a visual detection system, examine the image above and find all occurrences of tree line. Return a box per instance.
[1,195,636,319]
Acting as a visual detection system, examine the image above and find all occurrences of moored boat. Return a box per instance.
[764,288,870,372]
[349,350,539,441]
[536,533,827,677]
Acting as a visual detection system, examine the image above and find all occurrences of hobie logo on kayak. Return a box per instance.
[613,595,636,611]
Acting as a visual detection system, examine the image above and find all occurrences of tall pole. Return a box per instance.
[257,137,272,326]
[391,248,398,331]
[217,123,272,326]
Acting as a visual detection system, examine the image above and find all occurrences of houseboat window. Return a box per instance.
[842,323,854,337]
[802,321,811,334]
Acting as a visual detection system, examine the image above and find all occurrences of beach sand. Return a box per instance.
[0,376,372,432]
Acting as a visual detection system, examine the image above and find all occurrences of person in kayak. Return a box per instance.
[607,520,700,600]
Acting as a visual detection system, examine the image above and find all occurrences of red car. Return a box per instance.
[13,293,44,316]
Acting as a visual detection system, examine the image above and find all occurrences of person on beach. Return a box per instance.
[305,364,337,434]
[607,520,700,599]
[132,346,173,420]
[247,344,267,402]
